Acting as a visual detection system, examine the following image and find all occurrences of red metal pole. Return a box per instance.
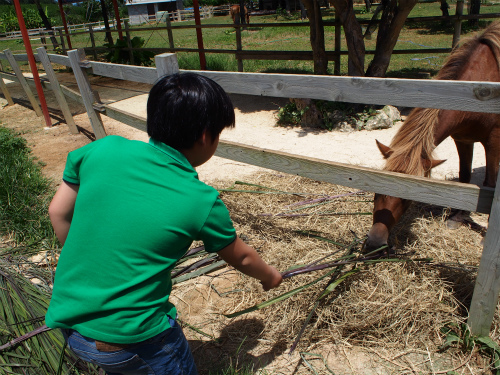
[191,0,206,70]
[111,0,123,40]
[12,0,52,128]
[58,0,72,49]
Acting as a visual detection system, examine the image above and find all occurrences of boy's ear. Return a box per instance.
[197,131,210,146]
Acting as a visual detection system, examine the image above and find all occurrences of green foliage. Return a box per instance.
[275,6,300,20]
[0,128,56,245]
[440,323,500,374]
[104,36,155,66]
[0,7,56,33]
[276,101,306,127]
[276,100,380,131]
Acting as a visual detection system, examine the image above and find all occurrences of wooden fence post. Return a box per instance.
[468,165,500,336]
[36,47,79,134]
[155,53,179,78]
[235,26,243,72]
[88,25,98,61]
[124,20,135,65]
[452,0,464,48]
[3,48,43,116]
[0,60,14,106]
[40,28,46,47]
[58,29,67,54]
[165,15,175,51]
[67,49,107,139]
[334,12,341,75]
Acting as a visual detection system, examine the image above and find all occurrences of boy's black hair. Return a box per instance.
[147,72,235,150]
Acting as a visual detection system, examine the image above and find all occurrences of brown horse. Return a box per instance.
[230,4,250,24]
[364,21,500,251]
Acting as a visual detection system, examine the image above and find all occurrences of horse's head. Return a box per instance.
[364,140,445,252]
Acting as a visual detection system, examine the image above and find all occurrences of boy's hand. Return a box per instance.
[260,266,283,291]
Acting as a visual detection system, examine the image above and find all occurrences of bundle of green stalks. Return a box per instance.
[172,173,496,374]
[0,127,100,374]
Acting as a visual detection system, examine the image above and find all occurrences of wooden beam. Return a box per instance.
[468,165,500,336]
[214,140,495,214]
[0,60,14,105]
[155,53,179,78]
[37,47,78,134]
[59,83,84,104]
[187,71,500,114]
[67,49,106,139]
[3,48,43,117]
[92,104,495,215]
[89,61,157,84]
[102,104,147,132]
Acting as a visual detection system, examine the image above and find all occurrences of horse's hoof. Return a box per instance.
[446,219,462,230]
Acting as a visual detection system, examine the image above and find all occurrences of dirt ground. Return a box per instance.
[0,73,493,374]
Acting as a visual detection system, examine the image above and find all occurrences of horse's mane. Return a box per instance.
[384,21,500,177]
[384,107,439,177]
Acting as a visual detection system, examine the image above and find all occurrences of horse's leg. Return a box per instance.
[483,129,500,188]
[447,140,474,229]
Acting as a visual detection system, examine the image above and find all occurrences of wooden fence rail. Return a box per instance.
[0,49,499,337]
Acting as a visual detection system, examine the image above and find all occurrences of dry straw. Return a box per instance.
[175,172,496,364]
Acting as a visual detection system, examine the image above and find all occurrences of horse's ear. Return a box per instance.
[376,140,393,159]
[423,158,446,170]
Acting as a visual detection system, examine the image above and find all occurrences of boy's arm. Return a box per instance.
[217,237,282,291]
[48,181,79,246]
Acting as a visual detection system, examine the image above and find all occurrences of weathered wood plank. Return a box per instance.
[0,71,17,82]
[89,61,157,84]
[468,165,500,336]
[3,49,43,117]
[37,47,78,134]
[102,104,147,132]
[214,140,495,214]
[59,84,84,104]
[92,105,495,215]
[155,53,179,78]
[67,49,106,139]
[0,60,14,105]
[185,71,500,113]
[47,54,71,67]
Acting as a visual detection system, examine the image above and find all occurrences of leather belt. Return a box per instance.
[95,340,130,352]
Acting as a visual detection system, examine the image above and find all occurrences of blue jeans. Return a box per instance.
[62,318,198,375]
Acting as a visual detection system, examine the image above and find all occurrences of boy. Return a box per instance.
[45,72,282,375]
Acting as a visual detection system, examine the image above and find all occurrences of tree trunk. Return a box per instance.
[302,0,328,74]
[440,0,450,17]
[239,0,247,26]
[299,0,308,20]
[468,0,480,27]
[99,0,114,45]
[330,0,365,76]
[364,0,371,12]
[365,0,417,77]
[33,0,59,49]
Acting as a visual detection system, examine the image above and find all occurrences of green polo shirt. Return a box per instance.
[45,136,236,344]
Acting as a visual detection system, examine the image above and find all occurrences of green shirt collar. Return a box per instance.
[148,138,195,172]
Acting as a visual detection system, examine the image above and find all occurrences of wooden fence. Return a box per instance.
[0,49,500,337]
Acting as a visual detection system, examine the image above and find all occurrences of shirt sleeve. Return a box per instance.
[62,141,98,185]
[198,197,237,253]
